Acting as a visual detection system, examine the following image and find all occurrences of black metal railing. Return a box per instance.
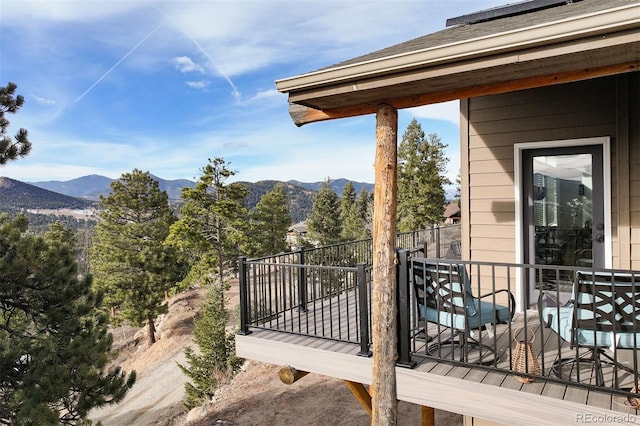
[238,256,373,356]
[297,224,461,268]
[237,233,640,401]
[397,251,640,400]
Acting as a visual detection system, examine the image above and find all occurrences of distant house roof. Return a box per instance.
[443,202,461,220]
[288,221,308,234]
[276,0,639,125]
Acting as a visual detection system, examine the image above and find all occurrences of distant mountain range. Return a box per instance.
[31,174,196,201]
[1,175,374,225]
[30,175,373,202]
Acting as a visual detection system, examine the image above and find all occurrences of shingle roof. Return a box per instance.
[323,0,634,72]
[277,0,639,125]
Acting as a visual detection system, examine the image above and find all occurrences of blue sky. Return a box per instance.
[0,0,505,184]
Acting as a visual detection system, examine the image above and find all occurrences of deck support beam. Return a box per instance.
[278,365,309,385]
[421,406,435,426]
[371,103,399,425]
[344,380,373,416]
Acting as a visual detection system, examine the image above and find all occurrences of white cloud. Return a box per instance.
[172,56,204,73]
[1,162,118,182]
[249,89,282,102]
[408,101,460,125]
[185,80,210,89]
[1,1,510,185]
[237,145,376,184]
[1,1,142,22]
[31,95,56,106]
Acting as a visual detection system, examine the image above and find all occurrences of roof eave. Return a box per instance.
[275,3,640,95]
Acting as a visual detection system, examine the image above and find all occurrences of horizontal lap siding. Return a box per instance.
[630,75,640,270]
[467,76,623,269]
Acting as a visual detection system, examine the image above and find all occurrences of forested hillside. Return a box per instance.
[0,177,94,210]
[0,177,97,233]
[288,178,373,196]
[240,180,315,223]
[2,175,372,232]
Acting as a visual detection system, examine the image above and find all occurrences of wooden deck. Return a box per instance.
[236,288,640,425]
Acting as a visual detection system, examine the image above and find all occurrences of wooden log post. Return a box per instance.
[371,103,399,425]
[421,406,435,426]
[278,365,309,385]
[344,381,373,416]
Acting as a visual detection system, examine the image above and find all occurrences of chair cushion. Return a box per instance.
[423,299,510,330]
[543,305,640,348]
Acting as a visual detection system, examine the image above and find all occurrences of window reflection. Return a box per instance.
[533,154,593,268]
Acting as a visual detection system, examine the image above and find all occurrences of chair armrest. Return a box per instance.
[478,289,516,321]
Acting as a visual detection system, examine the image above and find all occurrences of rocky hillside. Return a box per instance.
[89,283,462,426]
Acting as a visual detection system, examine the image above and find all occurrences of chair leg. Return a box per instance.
[593,350,604,387]
[551,349,633,387]
[551,350,604,386]
[426,331,496,365]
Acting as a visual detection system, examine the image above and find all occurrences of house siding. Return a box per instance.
[629,74,640,269]
[463,73,639,270]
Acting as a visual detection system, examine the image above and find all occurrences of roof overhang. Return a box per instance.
[276,2,640,126]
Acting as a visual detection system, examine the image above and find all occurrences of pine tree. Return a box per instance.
[167,158,247,410]
[166,158,247,307]
[397,119,451,232]
[307,179,342,246]
[178,283,243,410]
[0,82,31,165]
[0,215,135,424]
[89,169,181,345]
[249,183,292,257]
[356,187,372,239]
[340,181,365,241]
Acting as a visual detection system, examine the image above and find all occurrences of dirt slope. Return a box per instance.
[90,284,462,425]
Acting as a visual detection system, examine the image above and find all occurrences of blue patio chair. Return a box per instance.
[412,260,515,363]
[542,270,640,386]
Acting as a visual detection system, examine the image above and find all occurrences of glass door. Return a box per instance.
[523,145,604,299]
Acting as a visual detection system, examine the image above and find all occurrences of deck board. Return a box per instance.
[240,288,640,424]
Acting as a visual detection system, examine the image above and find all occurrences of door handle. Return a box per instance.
[594,234,605,243]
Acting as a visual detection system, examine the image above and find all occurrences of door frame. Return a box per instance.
[513,137,611,309]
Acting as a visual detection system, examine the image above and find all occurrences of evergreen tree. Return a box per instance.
[89,169,181,345]
[167,158,247,409]
[0,82,31,165]
[307,179,342,246]
[0,215,135,424]
[248,183,292,257]
[356,187,372,239]
[397,119,451,232]
[166,157,247,308]
[340,181,365,241]
[178,283,243,410]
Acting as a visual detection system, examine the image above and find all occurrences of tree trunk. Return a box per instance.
[147,318,156,345]
[371,103,398,425]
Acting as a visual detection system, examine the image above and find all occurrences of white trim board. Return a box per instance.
[513,137,612,311]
